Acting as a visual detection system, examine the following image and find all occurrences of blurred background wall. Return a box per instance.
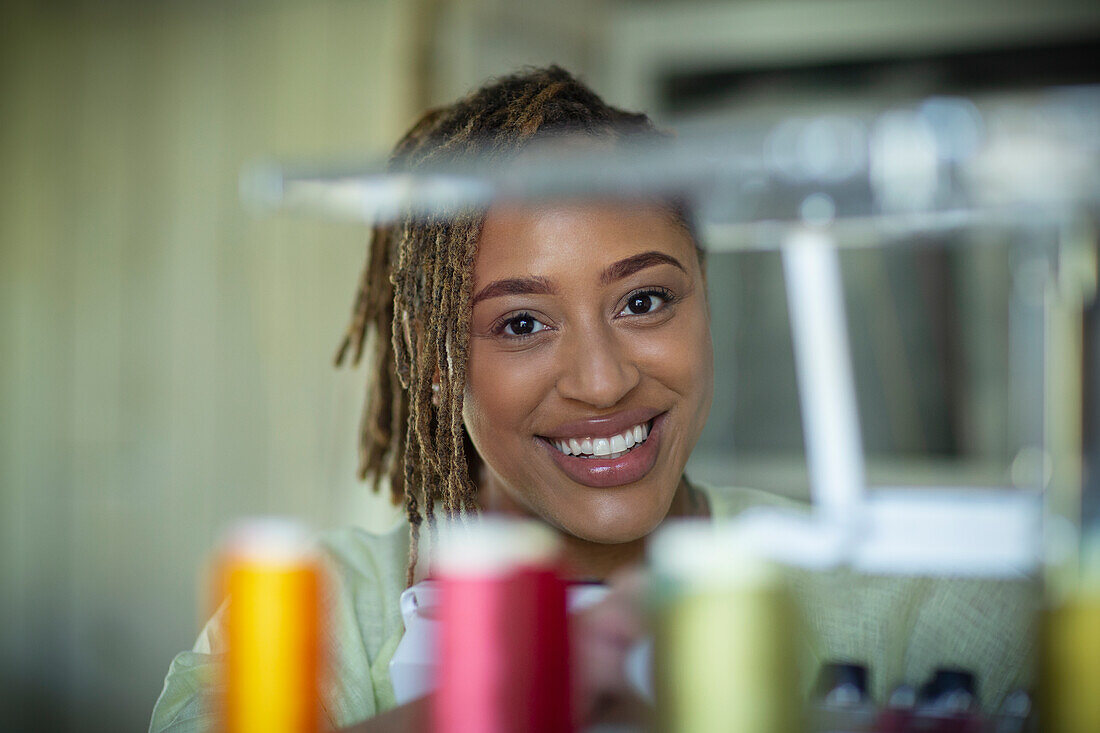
[1,1,1097,731]
[0,2,424,729]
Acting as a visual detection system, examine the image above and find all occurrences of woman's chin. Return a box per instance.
[555,509,667,546]
[544,477,683,545]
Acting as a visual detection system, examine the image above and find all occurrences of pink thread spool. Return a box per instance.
[433,519,572,733]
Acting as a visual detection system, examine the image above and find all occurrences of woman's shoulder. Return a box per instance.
[313,520,411,647]
[315,520,410,587]
[312,521,412,722]
[693,481,808,520]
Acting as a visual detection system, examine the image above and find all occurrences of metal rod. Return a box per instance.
[782,228,866,527]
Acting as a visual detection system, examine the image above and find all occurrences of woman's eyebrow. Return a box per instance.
[470,275,554,306]
[599,251,686,285]
[470,252,684,306]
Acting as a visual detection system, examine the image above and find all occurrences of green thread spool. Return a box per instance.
[649,520,802,733]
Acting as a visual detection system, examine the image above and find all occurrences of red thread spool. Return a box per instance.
[433,519,572,733]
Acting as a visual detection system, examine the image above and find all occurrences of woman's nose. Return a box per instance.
[555,324,641,409]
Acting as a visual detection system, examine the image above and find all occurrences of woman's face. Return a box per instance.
[463,200,713,544]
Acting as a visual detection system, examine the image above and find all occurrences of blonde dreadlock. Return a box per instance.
[335,66,663,584]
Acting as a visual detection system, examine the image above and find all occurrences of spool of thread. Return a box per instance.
[433,518,571,733]
[1040,586,1100,733]
[648,520,801,733]
[220,519,323,733]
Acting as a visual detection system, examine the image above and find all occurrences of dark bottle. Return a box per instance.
[810,662,875,732]
[912,668,984,733]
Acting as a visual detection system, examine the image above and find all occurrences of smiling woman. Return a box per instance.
[150,66,1035,733]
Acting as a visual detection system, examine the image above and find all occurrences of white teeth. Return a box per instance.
[548,420,653,458]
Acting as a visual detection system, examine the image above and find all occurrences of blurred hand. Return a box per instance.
[571,567,653,727]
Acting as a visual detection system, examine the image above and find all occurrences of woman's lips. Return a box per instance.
[538,413,666,489]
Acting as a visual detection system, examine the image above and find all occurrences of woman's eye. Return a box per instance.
[619,290,670,317]
[500,313,547,337]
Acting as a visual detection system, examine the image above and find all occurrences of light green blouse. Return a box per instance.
[149,486,1037,732]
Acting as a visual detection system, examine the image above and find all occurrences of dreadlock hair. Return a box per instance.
[335,65,675,584]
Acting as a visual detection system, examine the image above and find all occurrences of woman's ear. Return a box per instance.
[431,369,441,407]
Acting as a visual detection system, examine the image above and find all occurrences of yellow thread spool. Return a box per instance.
[222,520,322,733]
[1041,585,1100,733]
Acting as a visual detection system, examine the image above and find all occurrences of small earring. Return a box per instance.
[431,383,440,393]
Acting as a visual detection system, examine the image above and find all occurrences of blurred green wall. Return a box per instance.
[0,2,421,729]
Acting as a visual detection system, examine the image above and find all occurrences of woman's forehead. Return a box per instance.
[474,199,694,278]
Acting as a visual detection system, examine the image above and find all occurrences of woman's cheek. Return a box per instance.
[466,340,557,428]
[493,345,559,401]
[636,312,711,382]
